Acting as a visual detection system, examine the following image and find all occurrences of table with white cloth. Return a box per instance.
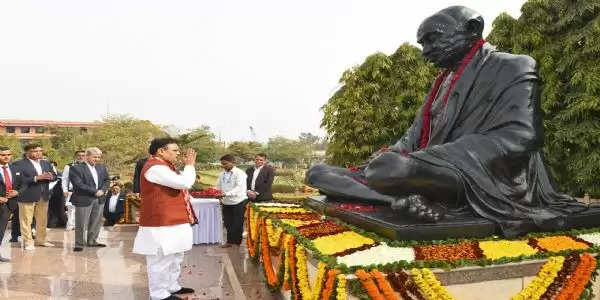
[190,197,223,244]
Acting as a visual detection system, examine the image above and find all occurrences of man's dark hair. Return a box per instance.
[24,143,41,152]
[220,154,235,163]
[0,146,9,152]
[148,137,179,155]
[50,161,58,166]
[75,150,85,155]
[255,153,267,159]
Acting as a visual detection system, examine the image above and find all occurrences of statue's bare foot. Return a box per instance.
[402,194,445,222]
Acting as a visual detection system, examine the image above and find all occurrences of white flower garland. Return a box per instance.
[336,243,415,267]
[577,232,600,246]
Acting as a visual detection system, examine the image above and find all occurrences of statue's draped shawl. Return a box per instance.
[391,43,588,237]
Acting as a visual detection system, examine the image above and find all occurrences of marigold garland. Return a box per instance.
[296,245,313,300]
[370,269,399,300]
[259,207,311,213]
[555,253,597,300]
[411,268,455,300]
[297,221,347,239]
[355,269,385,300]
[266,218,283,247]
[335,274,346,300]
[246,206,258,259]
[280,219,322,227]
[322,269,340,300]
[260,218,278,287]
[312,262,328,300]
[511,256,565,300]
[541,254,580,299]
[288,236,301,300]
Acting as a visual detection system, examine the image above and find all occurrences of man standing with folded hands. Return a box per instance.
[69,147,110,251]
[133,137,197,300]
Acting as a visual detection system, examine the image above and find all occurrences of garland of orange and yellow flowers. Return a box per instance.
[511,256,564,300]
[295,244,331,300]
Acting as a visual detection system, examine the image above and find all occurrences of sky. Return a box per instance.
[0,0,525,143]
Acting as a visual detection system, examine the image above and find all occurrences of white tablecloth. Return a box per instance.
[190,197,223,244]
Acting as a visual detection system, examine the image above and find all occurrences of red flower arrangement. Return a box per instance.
[297,221,347,239]
[190,188,223,198]
[414,241,483,261]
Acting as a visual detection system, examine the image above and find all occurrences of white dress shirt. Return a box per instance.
[28,158,42,175]
[251,166,263,191]
[132,163,196,256]
[108,194,119,213]
[0,164,12,184]
[216,166,247,205]
[86,162,98,189]
[62,164,72,192]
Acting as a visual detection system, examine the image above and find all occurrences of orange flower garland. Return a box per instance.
[355,269,385,300]
[370,269,399,300]
[321,269,340,300]
[245,206,258,258]
[260,218,278,287]
[555,253,597,300]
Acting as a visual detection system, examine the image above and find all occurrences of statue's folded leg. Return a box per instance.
[306,163,396,204]
[365,152,463,206]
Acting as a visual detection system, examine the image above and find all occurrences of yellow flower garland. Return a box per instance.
[512,256,565,300]
[312,262,327,300]
[336,274,347,300]
[266,219,283,247]
[249,207,259,242]
[411,268,455,300]
[296,245,313,300]
[283,234,291,290]
[312,231,375,256]
[479,240,538,260]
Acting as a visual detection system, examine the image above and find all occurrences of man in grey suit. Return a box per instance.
[69,147,110,252]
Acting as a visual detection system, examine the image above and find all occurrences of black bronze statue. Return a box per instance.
[307,6,590,237]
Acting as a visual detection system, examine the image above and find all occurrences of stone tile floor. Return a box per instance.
[0,225,275,300]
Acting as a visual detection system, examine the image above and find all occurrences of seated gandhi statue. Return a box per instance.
[307,5,590,237]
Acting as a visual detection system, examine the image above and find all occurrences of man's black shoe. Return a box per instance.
[161,296,182,300]
[73,247,83,252]
[9,238,18,243]
[88,243,106,247]
[172,287,195,295]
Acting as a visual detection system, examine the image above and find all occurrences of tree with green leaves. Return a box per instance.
[487,0,600,196]
[0,136,23,158]
[227,141,263,162]
[321,43,437,166]
[178,125,222,163]
[265,136,311,167]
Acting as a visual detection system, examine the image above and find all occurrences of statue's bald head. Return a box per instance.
[417,6,484,69]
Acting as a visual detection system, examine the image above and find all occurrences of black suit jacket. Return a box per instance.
[245,165,274,201]
[0,163,24,211]
[14,159,56,203]
[132,158,148,194]
[69,163,110,207]
[103,193,125,217]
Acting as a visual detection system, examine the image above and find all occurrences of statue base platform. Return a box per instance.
[305,196,600,240]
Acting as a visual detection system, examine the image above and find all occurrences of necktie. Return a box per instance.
[2,166,12,192]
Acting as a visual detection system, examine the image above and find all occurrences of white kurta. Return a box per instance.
[132,164,196,256]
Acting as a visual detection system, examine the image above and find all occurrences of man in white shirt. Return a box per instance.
[216,154,247,248]
[133,137,197,300]
[62,150,85,231]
